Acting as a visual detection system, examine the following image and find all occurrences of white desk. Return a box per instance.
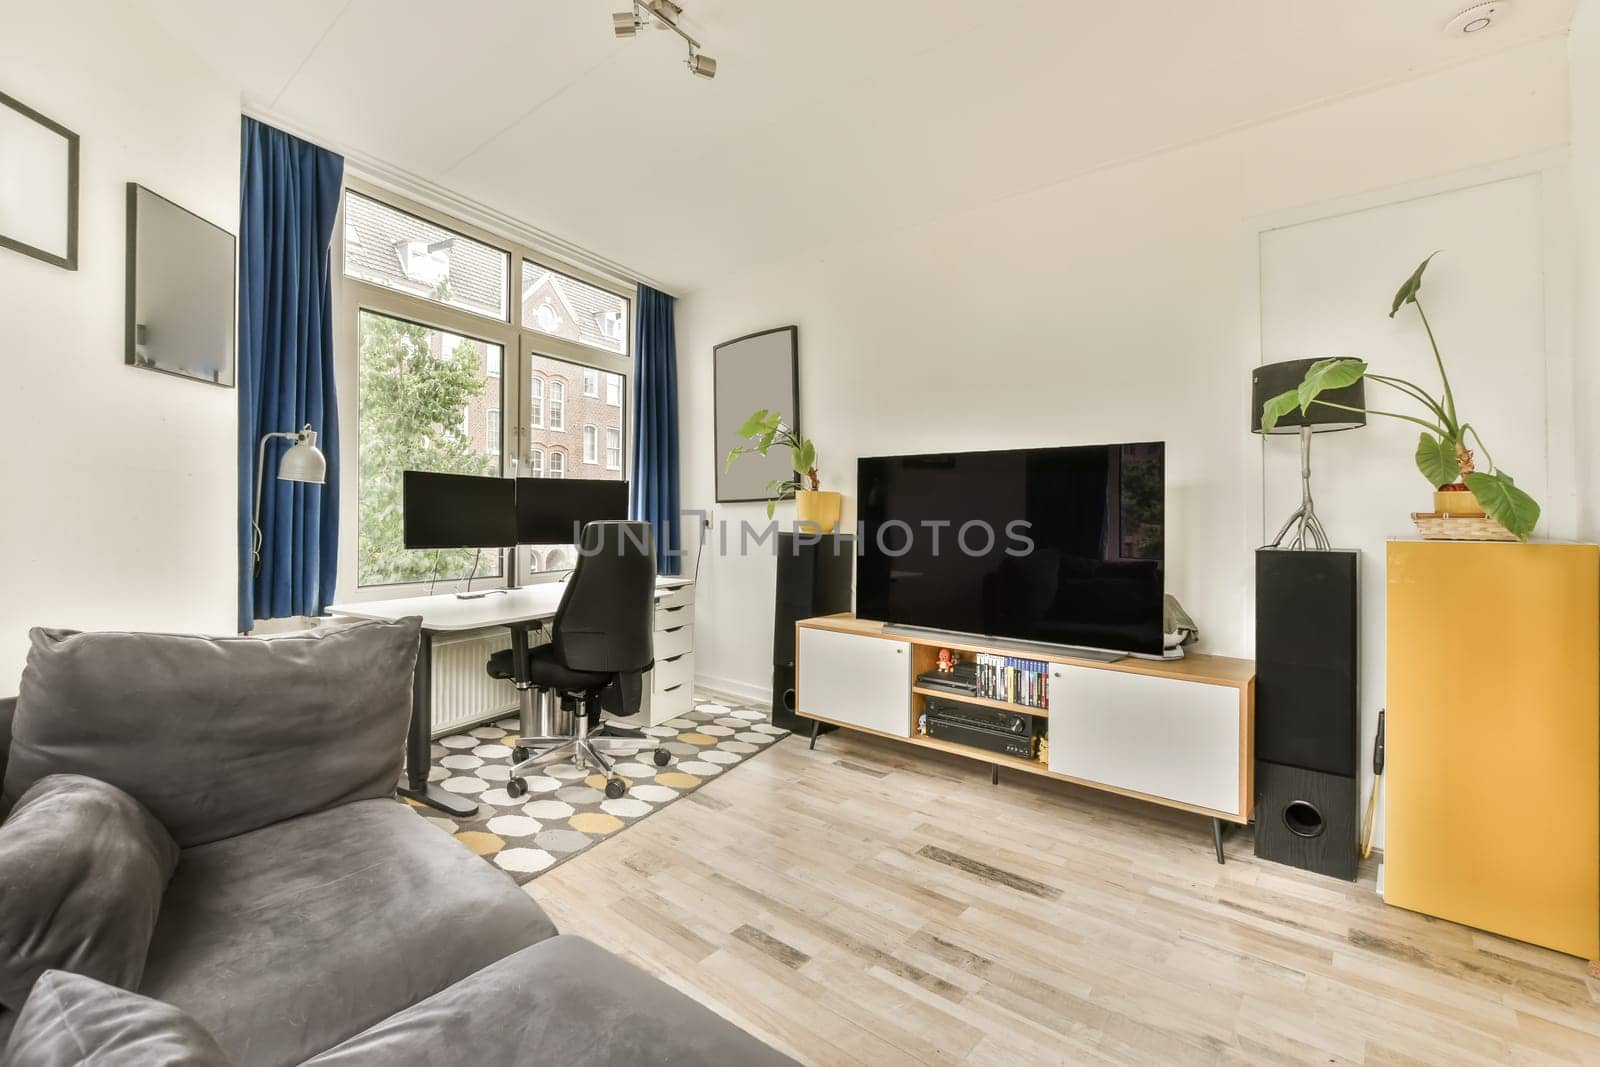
[328,576,693,818]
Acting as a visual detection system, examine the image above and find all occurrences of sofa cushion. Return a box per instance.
[305,935,796,1067]
[140,798,557,1066]
[0,774,179,1012]
[5,970,231,1067]
[4,619,421,847]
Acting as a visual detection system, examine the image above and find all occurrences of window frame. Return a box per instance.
[582,368,599,397]
[548,448,565,479]
[336,177,635,597]
[583,424,599,465]
[605,427,622,471]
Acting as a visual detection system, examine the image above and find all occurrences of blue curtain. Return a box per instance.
[237,118,344,631]
[631,285,681,575]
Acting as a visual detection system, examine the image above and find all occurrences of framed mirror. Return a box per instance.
[125,183,237,387]
[0,90,79,270]
[714,325,799,504]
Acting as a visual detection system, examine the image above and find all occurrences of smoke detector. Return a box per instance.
[1443,2,1510,37]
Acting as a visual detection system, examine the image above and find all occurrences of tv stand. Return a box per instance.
[795,614,1255,862]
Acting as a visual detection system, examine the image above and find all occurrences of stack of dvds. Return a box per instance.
[975,654,1049,709]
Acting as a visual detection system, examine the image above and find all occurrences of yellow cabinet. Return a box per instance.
[1385,540,1599,959]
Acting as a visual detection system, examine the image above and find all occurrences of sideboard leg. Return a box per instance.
[808,718,820,750]
[1211,818,1227,864]
[991,764,1000,786]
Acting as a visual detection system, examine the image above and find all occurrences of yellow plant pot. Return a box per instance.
[794,490,842,533]
[1433,487,1486,517]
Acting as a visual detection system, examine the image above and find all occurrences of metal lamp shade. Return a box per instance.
[1251,358,1366,434]
[278,432,326,484]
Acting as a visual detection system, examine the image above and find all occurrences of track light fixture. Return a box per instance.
[610,1,717,80]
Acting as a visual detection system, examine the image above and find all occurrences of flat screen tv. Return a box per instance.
[515,478,629,545]
[856,443,1165,655]
[402,471,517,549]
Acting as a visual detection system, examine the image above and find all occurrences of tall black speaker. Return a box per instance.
[771,533,854,732]
[1254,549,1359,880]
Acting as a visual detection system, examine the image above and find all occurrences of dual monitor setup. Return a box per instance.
[402,471,629,596]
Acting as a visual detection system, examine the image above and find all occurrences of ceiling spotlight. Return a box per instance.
[610,0,718,80]
[612,10,641,37]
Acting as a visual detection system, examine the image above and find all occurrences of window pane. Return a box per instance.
[358,310,503,586]
[523,352,626,574]
[520,260,628,355]
[549,381,565,430]
[345,192,509,321]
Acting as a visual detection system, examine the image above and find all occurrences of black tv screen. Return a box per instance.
[402,471,517,549]
[515,478,629,545]
[856,443,1165,655]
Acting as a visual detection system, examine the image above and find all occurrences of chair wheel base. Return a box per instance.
[513,746,530,763]
[506,777,526,799]
[604,776,627,799]
[653,748,671,767]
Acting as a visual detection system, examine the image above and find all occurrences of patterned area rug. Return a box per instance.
[402,690,788,883]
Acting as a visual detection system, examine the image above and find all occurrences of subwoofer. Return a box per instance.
[771,532,854,732]
[1254,549,1359,880]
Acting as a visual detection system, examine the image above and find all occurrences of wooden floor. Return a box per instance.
[527,724,1600,1065]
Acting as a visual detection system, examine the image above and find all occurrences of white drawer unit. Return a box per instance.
[645,580,695,724]
[1048,663,1244,816]
[796,626,912,737]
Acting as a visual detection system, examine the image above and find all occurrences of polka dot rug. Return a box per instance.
[400,691,789,883]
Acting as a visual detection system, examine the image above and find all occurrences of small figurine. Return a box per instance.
[936,648,958,673]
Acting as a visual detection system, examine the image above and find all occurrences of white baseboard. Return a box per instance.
[695,671,771,708]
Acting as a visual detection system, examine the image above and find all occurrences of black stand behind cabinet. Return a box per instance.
[772,532,854,732]
[1254,548,1360,881]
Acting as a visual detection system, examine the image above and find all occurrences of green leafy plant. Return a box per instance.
[724,409,819,519]
[1260,254,1540,540]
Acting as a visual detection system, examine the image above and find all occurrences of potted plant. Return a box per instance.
[1260,254,1540,541]
[725,409,841,532]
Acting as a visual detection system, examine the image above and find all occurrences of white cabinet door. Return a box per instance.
[1049,664,1241,815]
[796,628,911,737]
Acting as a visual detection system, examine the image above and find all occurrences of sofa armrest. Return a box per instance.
[0,697,14,817]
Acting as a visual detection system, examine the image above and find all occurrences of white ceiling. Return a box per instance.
[135,0,1575,293]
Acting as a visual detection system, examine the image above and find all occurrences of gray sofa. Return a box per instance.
[0,622,791,1066]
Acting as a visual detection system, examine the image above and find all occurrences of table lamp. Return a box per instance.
[253,424,326,571]
[1251,359,1364,550]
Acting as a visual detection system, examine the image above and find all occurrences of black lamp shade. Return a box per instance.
[1251,358,1366,434]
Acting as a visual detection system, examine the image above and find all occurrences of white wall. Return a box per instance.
[0,0,240,688]
[1572,1,1600,543]
[678,37,1572,720]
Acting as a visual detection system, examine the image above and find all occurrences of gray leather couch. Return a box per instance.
[0,622,791,1066]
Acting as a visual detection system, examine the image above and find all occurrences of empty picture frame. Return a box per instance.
[126,183,237,387]
[0,90,79,270]
[714,325,800,503]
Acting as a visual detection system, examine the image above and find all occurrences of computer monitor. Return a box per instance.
[402,471,517,549]
[515,478,629,544]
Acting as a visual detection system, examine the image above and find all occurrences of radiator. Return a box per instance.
[428,629,545,737]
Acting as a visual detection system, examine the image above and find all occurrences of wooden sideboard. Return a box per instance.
[795,614,1255,860]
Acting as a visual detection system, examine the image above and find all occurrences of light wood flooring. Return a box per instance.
[526,723,1600,1065]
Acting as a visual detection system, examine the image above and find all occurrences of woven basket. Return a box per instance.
[1411,512,1516,541]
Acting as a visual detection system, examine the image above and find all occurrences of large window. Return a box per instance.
[355,310,503,586]
[345,184,632,588]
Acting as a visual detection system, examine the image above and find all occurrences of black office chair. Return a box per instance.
[486,520,667,800]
